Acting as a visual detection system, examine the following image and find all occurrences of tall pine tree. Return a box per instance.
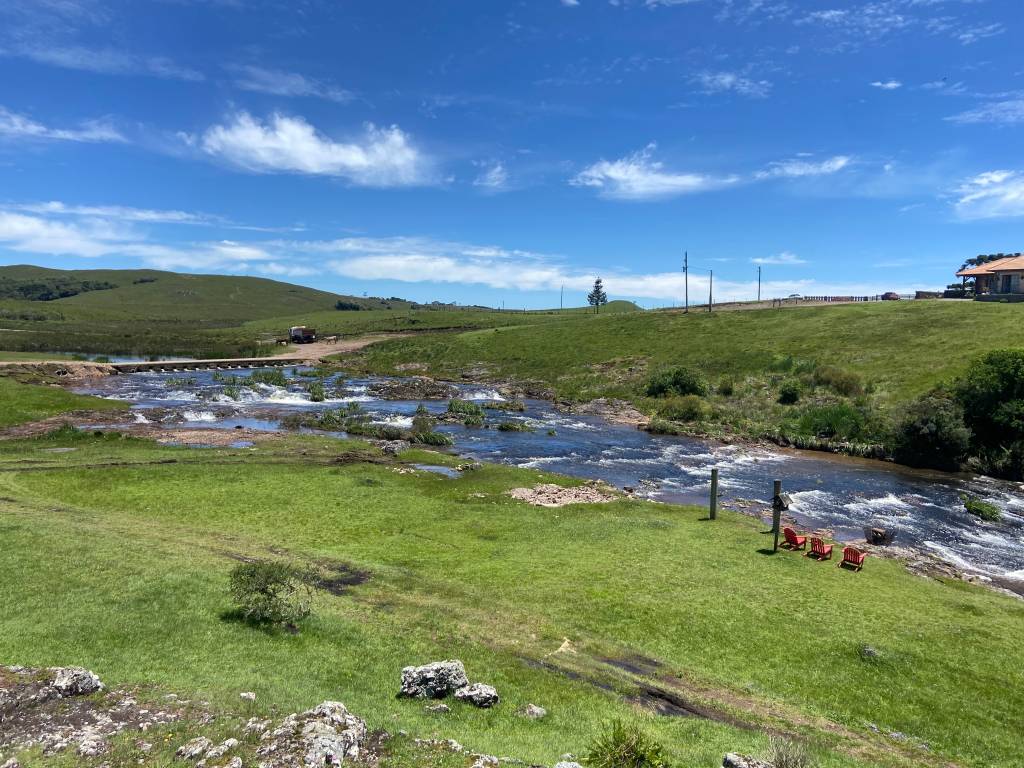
[587,278,608,313]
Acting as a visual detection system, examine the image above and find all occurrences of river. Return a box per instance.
[77,366,1024,588]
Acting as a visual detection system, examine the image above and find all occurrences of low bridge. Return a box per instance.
[109,356,309,374]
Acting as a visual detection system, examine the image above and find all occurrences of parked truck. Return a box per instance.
[289,326,317,343]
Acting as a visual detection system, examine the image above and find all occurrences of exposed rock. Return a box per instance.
[50,667,103,696]
[722,754,773,768]
[1,759,20,768]
[425,703,450,714]
[559,398,646,427]
[239,691,256,701]
[176,737,213,761]
[554,762,583,768]
[76,729,108,756]
[243,717,271,735]
[376,440,410,456]
[517,704,546,719]
[205,738,239,760]
[225,758,243,768]
[368,377,458,401]
[398,660,468,699]
[509,481,617,508]
[472,756,499,768]
[454,683,499,708]
[255,701,367,767]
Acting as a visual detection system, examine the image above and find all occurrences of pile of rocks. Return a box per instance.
[508,481,617,508]
[398,660,499,708]
[0,665,181,762]
[245,701,368,768]
[368,377,458,401]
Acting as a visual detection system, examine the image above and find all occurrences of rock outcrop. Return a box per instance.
[454,683,500,708]
[398,660,469,699]
[255,700,368,767]
[722,754,773,768]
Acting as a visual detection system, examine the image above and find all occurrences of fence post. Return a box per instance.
[709,468,718,520]
[772,479,782,552]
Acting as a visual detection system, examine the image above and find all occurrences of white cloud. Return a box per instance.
[0,212,122,258]
[957,22,1004,45]
[571,144,739,200]
[693,71,771,98]
[946,99,1024,126]
[10,201,215,225]
[870,80,902,90]
[228,65,354,103]
[4,44,204,81]
[751,251,807,265]
[953,170,1024,220]
[473,161,509,190]
[560,0,580,6]
[0,107,124,143]
[198,112,433,187]
[755,155,851,179]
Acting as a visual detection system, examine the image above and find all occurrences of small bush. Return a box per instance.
[892,391,971,471]
[796,403,866,440]
[585,720,668,768]
[411,431,455,446]
[335,300,363,311]
[778,380,801,405]
[497,420,534,432]
[248,369,289,387]
[644,366,709,398]
[813,366,864,397]
[228,560,313,627]
[306,381,326,402]
[657,395,707,422]
[764,736,810,768]
[962,495,1001,522]
[448,399,486,418]
[717,376,735,397]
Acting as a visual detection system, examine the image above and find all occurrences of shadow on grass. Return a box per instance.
[218,609,301,635]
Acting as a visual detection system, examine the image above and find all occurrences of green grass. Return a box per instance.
[0,350,74,361]
[0,431,1020,768]
[0,377,126,427]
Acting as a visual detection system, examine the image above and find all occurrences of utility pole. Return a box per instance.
[757,266,762,302]
[708,269,713,312]
[684,250,689,313]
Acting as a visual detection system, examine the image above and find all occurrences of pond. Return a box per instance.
[78,366,1024,589]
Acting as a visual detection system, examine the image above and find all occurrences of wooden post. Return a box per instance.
[772,479,782,552]
[709,468,718,520]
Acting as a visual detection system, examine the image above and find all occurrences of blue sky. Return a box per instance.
[0,0,1021,308]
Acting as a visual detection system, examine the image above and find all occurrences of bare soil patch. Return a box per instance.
[508,481,618,507]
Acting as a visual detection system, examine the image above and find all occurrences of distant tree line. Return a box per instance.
[0,278,118,302]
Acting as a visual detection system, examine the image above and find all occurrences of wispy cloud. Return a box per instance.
[472,161,509,191]
[946,99,1024,126]
[195,112,434,187]
[571,144,739,200]
[751,251,807,265]
[3,44,204,81]
[560,0,580,6]
[755,155,851,179]
[870,79,902,90]
[693,70,771,98]
[0,107,124,143]
[9,201,216,225]
[953,170,1024,220]
[227,65,354,103]
[957,22,1004,45]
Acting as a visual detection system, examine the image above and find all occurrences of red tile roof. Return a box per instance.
[956,256,1021,277]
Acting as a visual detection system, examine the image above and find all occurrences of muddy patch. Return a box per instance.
[509,481,618,507]
[312,559,371,595]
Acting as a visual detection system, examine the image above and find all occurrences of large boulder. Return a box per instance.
[722,754,773,768]
[398,660,468,699]
[256,701,368,767]
[50,667,103,697]
[454,683,499,708]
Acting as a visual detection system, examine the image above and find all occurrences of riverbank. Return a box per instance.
[1,428,1022,768]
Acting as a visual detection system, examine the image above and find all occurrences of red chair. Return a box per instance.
[782,527,807,550]
[809,537,833,560]
[839,546,867,571]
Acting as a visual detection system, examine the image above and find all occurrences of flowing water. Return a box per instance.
[78,367,1024,587]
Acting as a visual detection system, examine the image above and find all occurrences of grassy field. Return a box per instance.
[0,376,127,427]
[0,430,1021,768]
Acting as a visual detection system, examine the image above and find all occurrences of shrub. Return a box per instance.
[892,391,971,471]
[764,736,810,768]
[448,399,486,418]
[497,421,534,432]
[778,380,801,405]
[411,403,434,435]
[812,366,864,397]
[306,381,326,402]
[585,721,668,768]
[717,376,735,397]
[228,560,313,627]
[796,403,867,441]
[411,431,455,446]
[962,495,1001,522]
[657,395,707,422]
[248,369,289,387]
[955,349,1024,470]
[644,366,709,398]
[335,300,363,311]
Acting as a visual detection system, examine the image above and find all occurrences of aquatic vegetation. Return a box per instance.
[306,381,326,402]
[962,495,1001,522]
